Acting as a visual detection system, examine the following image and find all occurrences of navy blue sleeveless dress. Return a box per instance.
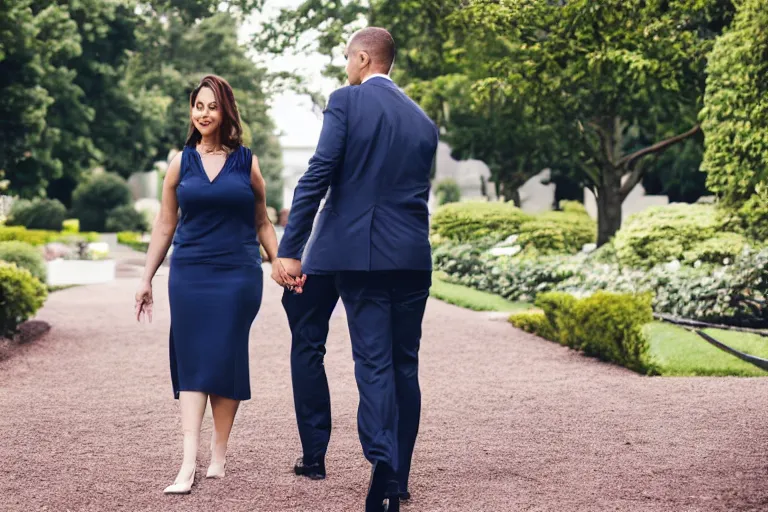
[168,145,263,401]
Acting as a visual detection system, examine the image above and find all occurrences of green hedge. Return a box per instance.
[0,226,99,246]
[510,291,656,374]
[117,231,148,252]
[431,200,595,255]
[0,241,47,283]
[614,203,745,268]
[0,262,48,338]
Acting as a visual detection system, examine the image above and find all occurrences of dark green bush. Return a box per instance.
[71,173,133,232]
[0,262,48,338]
[0,241,47,282]
[510,291,656,374]
[106,205,149,233]
[434,179,461,205]
[7,198,66,230]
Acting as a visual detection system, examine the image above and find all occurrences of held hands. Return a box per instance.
[271,258,306,294]
[135,280,154,323]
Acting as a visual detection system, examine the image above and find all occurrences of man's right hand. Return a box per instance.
[271,258,306,293]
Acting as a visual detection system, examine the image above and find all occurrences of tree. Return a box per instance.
[2,0,282,208]
[254,0,544,203]
[700,0,768,206]
[0,0,77,197]
[454,0,729,245]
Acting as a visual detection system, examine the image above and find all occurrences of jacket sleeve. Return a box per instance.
[278,87,349,260]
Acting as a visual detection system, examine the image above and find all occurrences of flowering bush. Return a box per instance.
[435,240,768,327]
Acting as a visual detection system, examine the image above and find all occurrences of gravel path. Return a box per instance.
[1,261,768,512]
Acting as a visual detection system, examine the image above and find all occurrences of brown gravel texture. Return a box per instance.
[2,258,768,512]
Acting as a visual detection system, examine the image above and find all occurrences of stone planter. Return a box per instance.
[47,258,116,286]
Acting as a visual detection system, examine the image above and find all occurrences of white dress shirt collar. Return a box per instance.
[362,73,393,84]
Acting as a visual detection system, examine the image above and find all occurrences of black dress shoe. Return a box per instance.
[293,457,326,480]
[366,463,400,512]
[399,491,411,501]
[383,492,400,512]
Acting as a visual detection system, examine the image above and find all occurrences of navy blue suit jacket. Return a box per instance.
[278,76,439,273]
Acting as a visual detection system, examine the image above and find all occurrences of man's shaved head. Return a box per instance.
[344,27,396,85]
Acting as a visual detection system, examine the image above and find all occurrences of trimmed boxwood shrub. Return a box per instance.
[507,311,556,340]
[7,198,66,231]
[510,291,656,374]
[614,203,742,268]
[0,262,48,338]
[431,200,596,254]
[0,241,46,283]
[431,201,529,243]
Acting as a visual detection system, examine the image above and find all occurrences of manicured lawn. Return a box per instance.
[430,272,532,313]
[648,322,768,377]
[430,274,768,377]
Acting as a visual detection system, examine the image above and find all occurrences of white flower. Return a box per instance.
[488,245,521,257]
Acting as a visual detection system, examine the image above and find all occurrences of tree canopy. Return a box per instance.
[1,0,282,209]
[700,0,768,206]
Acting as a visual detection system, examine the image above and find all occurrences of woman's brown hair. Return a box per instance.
[185,74,243,150]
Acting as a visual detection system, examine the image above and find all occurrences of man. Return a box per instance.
[275,27,438,512]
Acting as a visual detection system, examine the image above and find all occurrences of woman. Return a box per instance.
[134,74,296,494]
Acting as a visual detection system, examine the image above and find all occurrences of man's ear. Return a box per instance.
[359,50,370,68]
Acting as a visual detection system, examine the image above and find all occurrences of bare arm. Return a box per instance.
[250,155,279,262]
[141,153,181,284]
[251,156,299,289]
